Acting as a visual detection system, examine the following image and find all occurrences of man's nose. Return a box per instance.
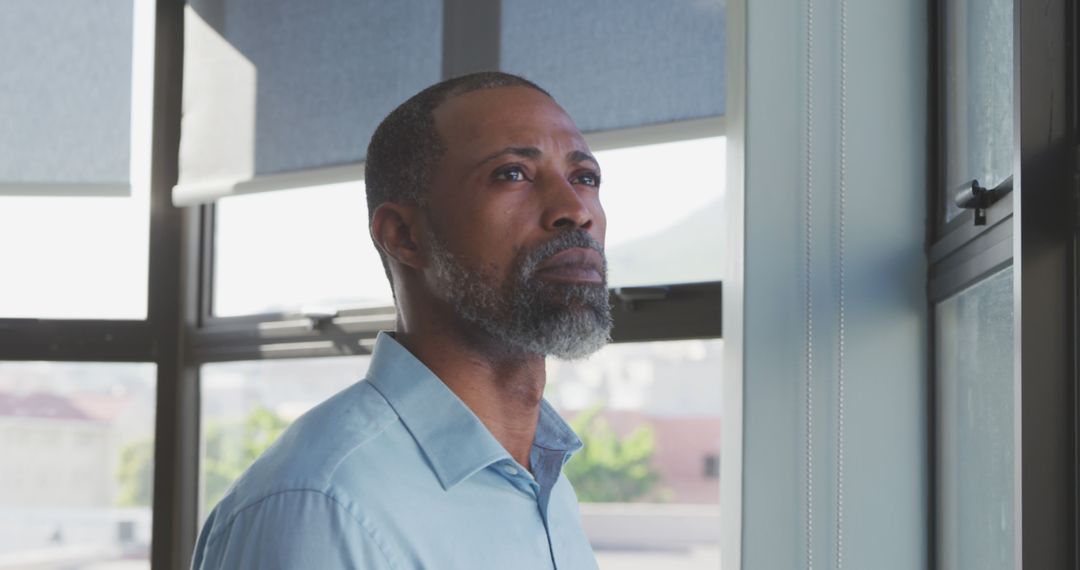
[539,175,594,231]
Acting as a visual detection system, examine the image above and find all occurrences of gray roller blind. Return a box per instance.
[174,0,442,206]
[0,0,134,196]
[500,0,726,133]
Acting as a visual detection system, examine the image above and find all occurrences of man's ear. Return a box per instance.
[370,202,425,270]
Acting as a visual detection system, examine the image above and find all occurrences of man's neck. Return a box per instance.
[394,329,546,471]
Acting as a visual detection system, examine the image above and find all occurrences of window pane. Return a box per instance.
[200,340,722,568]
[0,193,151,319]
[199,356,371,520]
[214,137,724,317]
[943,0,1013,222]
[601,137,725,288]
[213,182,392,316]
[546,339,723,569]
[936,266,1013,569]
[0,362,156,570]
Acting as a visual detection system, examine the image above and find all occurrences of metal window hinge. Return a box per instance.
[954,176,1013,226]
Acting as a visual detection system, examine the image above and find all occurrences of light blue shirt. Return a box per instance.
[192,332,598,569]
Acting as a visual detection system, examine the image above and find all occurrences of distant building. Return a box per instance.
[570,410,722,504]
[0,392,114,508]
[546,339,724,504]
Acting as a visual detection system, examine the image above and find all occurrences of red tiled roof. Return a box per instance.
[71,393,133,422]
[0,392,95,421]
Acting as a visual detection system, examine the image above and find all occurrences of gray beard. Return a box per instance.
[427,227,613,360]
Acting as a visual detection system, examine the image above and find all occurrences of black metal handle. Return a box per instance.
[954,175,1012,226]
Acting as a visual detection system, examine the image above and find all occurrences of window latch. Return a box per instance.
[301,306,340,331]
[954,175,1012,226]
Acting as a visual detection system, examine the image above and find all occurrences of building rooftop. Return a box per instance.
[0,392,95,421]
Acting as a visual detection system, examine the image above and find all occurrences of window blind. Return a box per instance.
[0,0,134,196]
[500,0,726,133]
[174,0,442,206]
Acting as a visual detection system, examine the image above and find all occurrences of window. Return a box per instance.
[940,0,1013,224]
[935,267,1013,568]
[211,135,726,319]
[6,0,739,563]
[0,1,170,565]
[198,356,370,521]
[213,182,391,317]
[23,0,729,566]
[0,192,151,320]
[931,1,1018,567]
[0,0,154,320]
[188,5,727,561]
[548,340,722,567]
[0,362,156,569]
[703,455,721,479]
[599,137,726,288]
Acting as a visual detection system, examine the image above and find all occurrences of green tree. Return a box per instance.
[115,406,290,513]
[119,404,665,508]
[115,438,154,507]
[202,407,289,513]
[563,405,664,502]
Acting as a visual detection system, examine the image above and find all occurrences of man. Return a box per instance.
[192,71,611,569]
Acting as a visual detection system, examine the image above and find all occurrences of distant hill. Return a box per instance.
[606,198,726,287]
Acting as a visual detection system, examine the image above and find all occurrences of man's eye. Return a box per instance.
[495,166,529,182]
[574,172,601,187]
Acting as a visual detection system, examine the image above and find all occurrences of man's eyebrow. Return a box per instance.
[567,149,599,168]
[476,146,542,167]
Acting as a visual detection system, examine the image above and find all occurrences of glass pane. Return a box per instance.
[214,137,724,316]
[200,341,722,568]
[943,0,1013,222]
[0,362,156,570]
[600,137,725,288]
[0,193,151,319]
[936,266,1014,569]
[199,356,371,520]
[500,0,725,133]
[546,339,723,569]
[213,182,392,316]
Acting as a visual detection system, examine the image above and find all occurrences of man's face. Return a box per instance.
[423,86,611,360]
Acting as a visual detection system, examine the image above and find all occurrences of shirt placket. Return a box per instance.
[491,446,569,569]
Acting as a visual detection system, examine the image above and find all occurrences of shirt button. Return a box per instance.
[502,464,519,476]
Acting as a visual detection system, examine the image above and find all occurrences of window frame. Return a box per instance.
[928,0,1078,568]
[0,1,728,567]
[1,2,197,567]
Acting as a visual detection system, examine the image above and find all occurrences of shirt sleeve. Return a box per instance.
[192,489,398,570]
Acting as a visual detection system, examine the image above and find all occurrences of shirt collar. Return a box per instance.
[535,399,583,457]
[366,332,581,490]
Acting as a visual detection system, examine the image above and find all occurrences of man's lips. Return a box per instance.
[533,247,605,284]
